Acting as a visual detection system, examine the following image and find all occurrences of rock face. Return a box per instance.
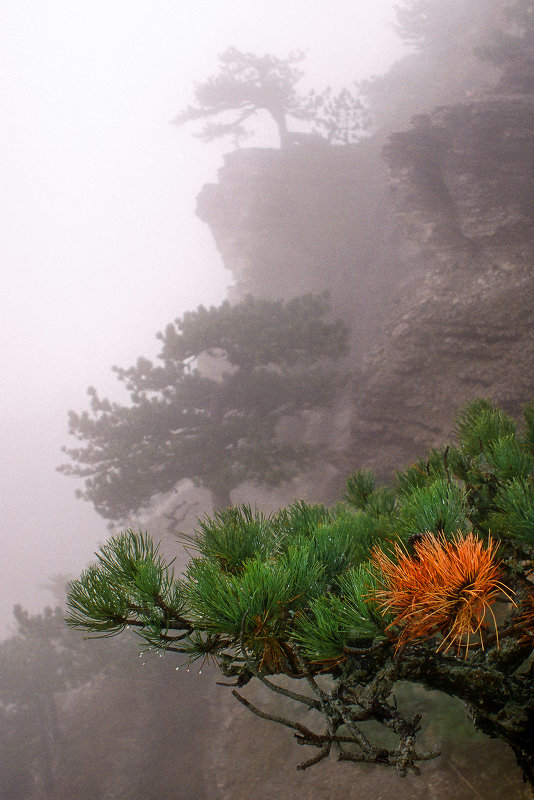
[354,96,534,479]
[197,94,534,486]
[196,139,398,365]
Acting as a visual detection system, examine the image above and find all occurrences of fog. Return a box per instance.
[5,2,534,799]
[1,0,404,634]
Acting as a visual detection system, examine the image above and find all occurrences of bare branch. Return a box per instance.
[231,690,324,745]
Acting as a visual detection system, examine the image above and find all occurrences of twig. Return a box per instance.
[297,742,331,770]
[231,690,323,745]
[343,640,389,656]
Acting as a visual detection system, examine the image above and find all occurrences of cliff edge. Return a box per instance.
[196,94,534,486]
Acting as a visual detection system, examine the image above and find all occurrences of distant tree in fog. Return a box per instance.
[395,0,534,86]
[0,603,210,799]
[66,399,534,790]
[59,293,348,521]
[476,0,534,92]
[0,606,97,798]
[174,47,366,147]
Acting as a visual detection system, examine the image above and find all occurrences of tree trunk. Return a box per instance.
[35,696,57,799]
[267,106,289,148]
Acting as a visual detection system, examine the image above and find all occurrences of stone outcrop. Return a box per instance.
[195,138,400,499]
[352,96,534,478]
[196,138,398,365]
[197,94,534,485]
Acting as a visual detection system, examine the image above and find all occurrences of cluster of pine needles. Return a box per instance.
[66,398,534,668]
[370,531,514,656]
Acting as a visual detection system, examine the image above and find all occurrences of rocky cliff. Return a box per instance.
[354,95,534,478]
[197,93,534,490]
[196,138,398,362]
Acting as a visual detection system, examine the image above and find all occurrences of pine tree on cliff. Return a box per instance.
[174,47,365,147]
[59,294,348,521]
[67,399,534,789]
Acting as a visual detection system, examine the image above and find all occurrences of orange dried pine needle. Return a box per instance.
[370,532,513,656]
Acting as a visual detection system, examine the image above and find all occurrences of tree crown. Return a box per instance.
[59,294,349,521]
[174,47,366,147]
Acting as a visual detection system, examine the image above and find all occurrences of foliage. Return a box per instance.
[66,399,534,785]
[0,605,118,799]
[371,532,510,655]
[292,566,383,662]
[59,293,349,520]
[183,505,277,572]
[308,85,370,145]
[395,478,468,540]
[476,0,534,63]
[393,0,534,95]
[174,47,365,147]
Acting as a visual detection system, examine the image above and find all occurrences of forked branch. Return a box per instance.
[231,616,440,774]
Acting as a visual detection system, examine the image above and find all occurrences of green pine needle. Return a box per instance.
[182,505,278,572]
[490,478,534,544]
[395,477,467,539]
[484,435,534,481]
[293,567,382,662]
[344,469,376,510]
[455,399,517,457]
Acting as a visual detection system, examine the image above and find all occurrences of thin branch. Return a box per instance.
[231,616,439,776]
[296,742,331,770]
[126,603,192,631]
[155,631,191,643]
[152,594,194,630]
[287,641,346,758]
[257,673,320,710]
[119,618,146,628]
[343,640,389,656]
[237,613,319,709]
[231,689,392,769]
[231,690,324,745]
[286,641,331,707]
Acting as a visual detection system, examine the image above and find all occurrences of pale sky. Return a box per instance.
[0,0,405,634]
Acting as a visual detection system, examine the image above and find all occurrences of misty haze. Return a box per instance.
[3,1,534,798]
